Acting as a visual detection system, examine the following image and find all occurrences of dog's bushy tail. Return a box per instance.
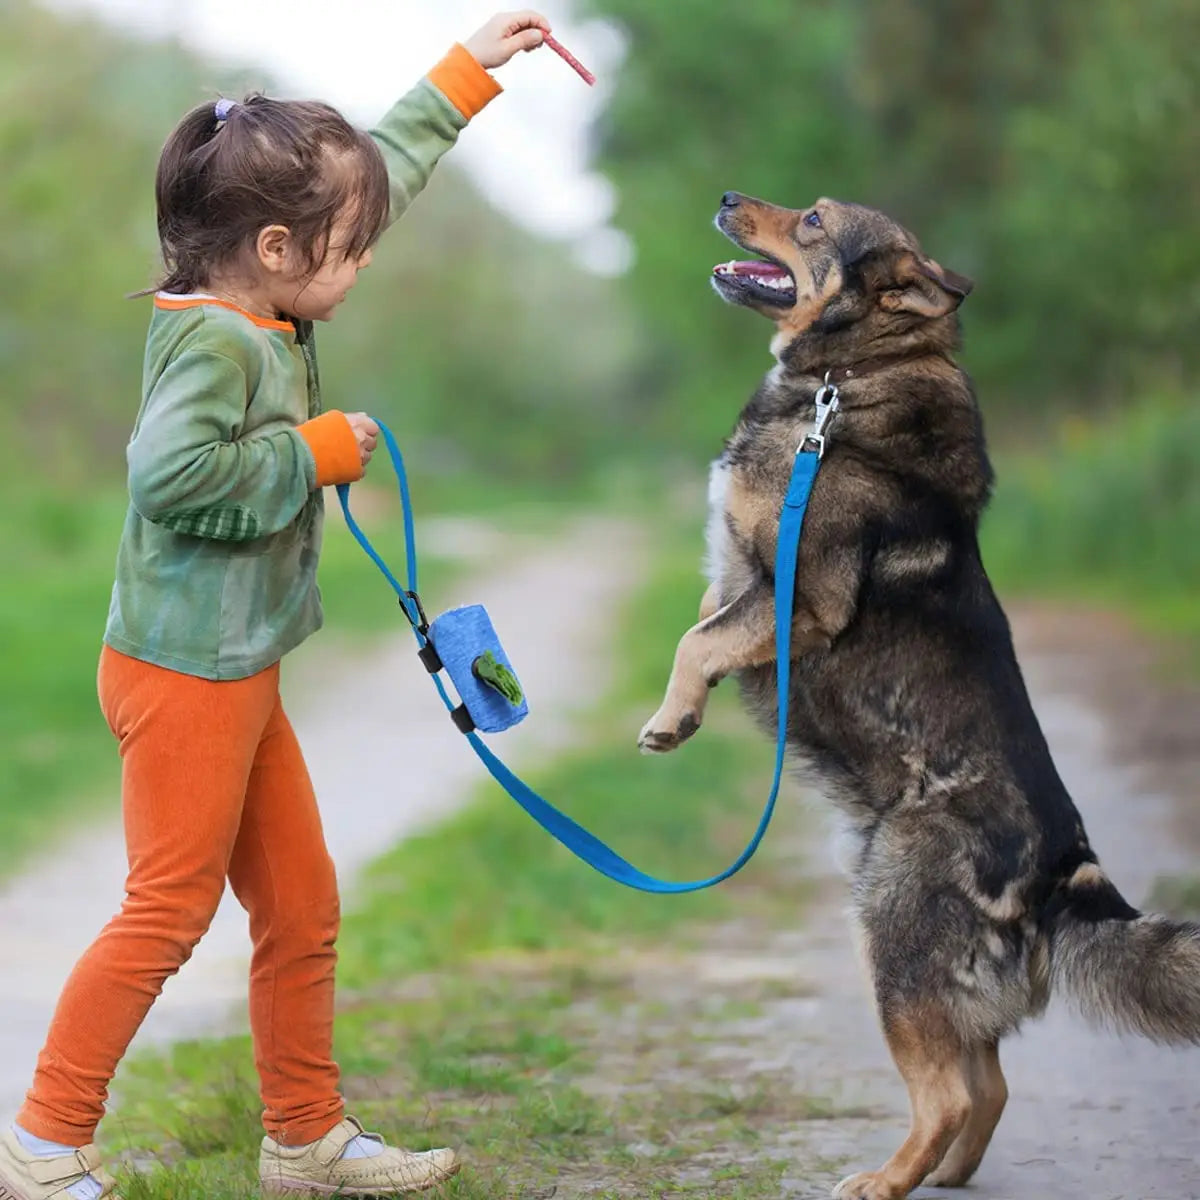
[1049,862,1200,1044]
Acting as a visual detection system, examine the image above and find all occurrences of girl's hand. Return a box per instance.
[463,10,551,70]
[345,412,379,468]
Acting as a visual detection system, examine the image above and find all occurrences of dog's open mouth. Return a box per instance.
[712,258,797,307]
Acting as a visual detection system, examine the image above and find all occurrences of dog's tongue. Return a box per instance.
[713,260,789,278]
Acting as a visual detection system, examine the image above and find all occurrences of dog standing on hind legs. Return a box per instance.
[638,191,1200,1199]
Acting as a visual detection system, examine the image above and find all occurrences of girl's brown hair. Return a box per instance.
[151,94,390,295]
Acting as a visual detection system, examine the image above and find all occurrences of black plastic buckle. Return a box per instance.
[417,641,443,673]
[450,703,475,734]
[402,589,430,634]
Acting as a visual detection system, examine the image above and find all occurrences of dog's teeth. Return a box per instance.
[714,261,793,290]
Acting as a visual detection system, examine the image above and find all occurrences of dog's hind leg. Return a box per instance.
[698,581,721,621]
[923,1040,1007,1187]
[834,1006,971,1200]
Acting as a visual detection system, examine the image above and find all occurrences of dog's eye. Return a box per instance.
[804,211,822,229]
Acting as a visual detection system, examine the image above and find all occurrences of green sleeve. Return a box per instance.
[127,349,315,541]
[369,80,466,230]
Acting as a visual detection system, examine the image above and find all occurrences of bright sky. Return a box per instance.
[43,0,631,273]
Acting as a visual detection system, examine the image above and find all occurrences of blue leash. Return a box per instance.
[336,390,836,894]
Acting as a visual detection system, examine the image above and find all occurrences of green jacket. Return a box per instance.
[104,47,501,680]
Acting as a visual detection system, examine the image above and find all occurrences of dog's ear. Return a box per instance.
[879,253,973,318]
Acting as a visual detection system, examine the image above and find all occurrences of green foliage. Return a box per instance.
[580,0,1200,643]
[969,0,1200,398]
[982,395,1200,640]
[0,3,199,476]
[582,0,1200,442]
[0,487,127,858]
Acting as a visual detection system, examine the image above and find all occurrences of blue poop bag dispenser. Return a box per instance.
[422,604,528,734]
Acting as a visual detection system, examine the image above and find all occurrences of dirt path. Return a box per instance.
[544,606,1200,1199]
[0,516,640,1119]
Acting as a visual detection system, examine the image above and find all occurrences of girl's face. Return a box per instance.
[280,216,374,322]
[255,206,375,323]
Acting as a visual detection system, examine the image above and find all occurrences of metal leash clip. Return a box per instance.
[800,370,840,458]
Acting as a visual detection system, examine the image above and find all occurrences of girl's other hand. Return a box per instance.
[345,412,379,468]
[464,11,551,69]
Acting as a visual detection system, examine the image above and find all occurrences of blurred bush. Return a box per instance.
[981,395,1200,639]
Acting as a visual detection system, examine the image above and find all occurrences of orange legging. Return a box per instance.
[18,646,343,1147]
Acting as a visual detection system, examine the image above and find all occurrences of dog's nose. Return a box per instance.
[721,191,742,209]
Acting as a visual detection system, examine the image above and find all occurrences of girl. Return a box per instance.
[0,11,551,1199]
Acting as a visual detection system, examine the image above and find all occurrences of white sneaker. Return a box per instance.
[0,1129,119,1200]
[259,1116,459,1195]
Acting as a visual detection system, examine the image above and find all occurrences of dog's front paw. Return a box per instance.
[833,1171,901,1200]
[637,709,700,754]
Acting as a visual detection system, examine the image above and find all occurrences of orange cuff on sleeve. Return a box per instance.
[297,411,363,487]
[428,43,503,120]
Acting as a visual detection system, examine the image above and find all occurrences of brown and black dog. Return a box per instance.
[639,192,1200,1200]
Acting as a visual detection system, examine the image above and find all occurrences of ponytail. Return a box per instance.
[152,100,236,294]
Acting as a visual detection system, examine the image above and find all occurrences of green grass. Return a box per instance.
[108,966,805,1199]
[982,393,1200,653]
[98,522,813,1199]
[0,486,130,863]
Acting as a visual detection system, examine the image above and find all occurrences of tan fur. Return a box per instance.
[724,469,767,534]
[638,601,810,753]
[953,873,1027,924]
[835,1009,972,1199]
[923,1041,1009,1187]
[639,598,828,753]
[876,540,951,582]
[1069,862,1108,889]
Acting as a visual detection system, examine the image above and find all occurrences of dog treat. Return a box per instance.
[543,33,596,86]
